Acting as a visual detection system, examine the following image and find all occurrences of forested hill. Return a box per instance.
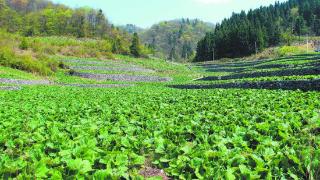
[195,0,320,61]
[141,19,214,61]
[0,0,134,54]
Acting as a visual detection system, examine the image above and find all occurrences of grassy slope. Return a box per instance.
[0,66,42,80]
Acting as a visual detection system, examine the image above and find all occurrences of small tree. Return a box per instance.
[19,38,28,50]
[281,30,294,46]
[130,33,142,57]
[295,16,307,41]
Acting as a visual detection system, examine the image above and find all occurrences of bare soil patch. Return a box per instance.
[140,167,169,180]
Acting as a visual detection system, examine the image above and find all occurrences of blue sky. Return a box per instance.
[51,0,287,28]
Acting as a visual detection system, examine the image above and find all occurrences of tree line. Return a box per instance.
[0,0,148,57]
[195,0,320,61]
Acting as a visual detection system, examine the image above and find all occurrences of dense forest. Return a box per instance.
[0,0,150,56]
[195,0,320,61]
[141,19,214,61]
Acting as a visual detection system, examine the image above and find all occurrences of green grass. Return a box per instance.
[0,66,41,80]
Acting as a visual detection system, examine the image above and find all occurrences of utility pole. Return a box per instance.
[255,41,258,55]
[307,34,309,53]
[212,48,215,61]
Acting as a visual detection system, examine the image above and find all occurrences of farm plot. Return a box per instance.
[0,57,176,89]
[62,58,172,82]
[0,86,319,179]
[0,55,319,179]
[177,55,320,91]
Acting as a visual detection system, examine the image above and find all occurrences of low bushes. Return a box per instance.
[29,36,116,59]
[0,31,59,75]
[0,46,57,75]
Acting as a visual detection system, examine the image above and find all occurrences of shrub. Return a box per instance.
[19,38,29,50]
[58,62,69,69]
[104,52,115,59]
[0,45,57,76]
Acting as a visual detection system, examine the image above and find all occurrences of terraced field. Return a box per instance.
[0,55,319,179]
[175,54,320,91]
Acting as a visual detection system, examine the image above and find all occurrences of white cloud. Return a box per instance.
[194,0,232,5]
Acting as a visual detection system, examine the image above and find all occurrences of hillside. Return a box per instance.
[195,0,320,61]
[0,0,320,179]
[141,19,214,61]
[0,0,154,56]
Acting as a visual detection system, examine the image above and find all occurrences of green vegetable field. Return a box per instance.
[0,54,320,179]
[2,0,320,178]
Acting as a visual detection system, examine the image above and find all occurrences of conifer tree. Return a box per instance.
[130,33,142,57]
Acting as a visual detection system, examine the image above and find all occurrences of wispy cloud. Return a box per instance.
[193,0,232,5]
